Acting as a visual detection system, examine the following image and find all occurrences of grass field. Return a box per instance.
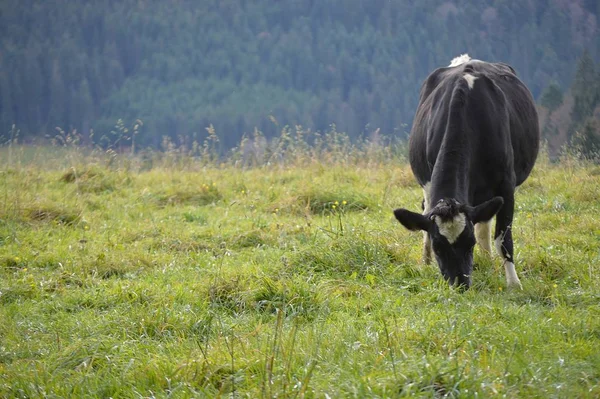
[1,143,599,398]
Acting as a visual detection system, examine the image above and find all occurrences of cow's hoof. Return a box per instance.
[506,279,523,290]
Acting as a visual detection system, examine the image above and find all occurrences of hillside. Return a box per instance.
[1,0,599,148]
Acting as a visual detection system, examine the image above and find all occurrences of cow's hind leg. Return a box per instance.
[423,232,432,264]
[422,183,432,264]
[475,221,493,255]
[494,190,522,289]
[475,220,492,255]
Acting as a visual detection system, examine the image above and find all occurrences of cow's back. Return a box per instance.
[409,60,539,189]
[485,65,539,185]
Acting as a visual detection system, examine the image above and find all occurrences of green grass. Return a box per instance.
[1,145,599,398]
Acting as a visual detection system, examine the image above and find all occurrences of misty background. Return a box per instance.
[1,0,599,155]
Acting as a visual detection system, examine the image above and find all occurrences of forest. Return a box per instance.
[1,0,599,152]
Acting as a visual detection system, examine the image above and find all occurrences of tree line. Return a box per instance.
[537,48,600,158]
[1,0,599,150]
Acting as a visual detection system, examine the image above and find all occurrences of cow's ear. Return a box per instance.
[394,209,432,232]
[465,197,504,224]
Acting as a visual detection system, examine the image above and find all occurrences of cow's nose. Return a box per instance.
[452,274,471,290]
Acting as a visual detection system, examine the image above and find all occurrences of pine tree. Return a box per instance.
[0,70,13,133]
[572,118,600,161]
[571,50,599,132]
[540,82,564,113]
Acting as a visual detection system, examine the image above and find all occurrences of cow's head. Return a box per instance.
[394,197,503,289]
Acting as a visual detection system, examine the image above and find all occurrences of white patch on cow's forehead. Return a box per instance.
[463,73,477,89]
[434,212,466,244]
[449,54,471,67]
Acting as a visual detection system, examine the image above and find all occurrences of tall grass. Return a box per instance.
[0,125,599,397]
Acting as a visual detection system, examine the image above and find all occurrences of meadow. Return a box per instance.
[1,136,599,398]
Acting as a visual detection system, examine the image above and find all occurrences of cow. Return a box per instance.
[394,54,539,289]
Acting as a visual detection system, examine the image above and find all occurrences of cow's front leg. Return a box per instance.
[494,191,522,289]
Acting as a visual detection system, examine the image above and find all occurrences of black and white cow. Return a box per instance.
[394,54,539,289]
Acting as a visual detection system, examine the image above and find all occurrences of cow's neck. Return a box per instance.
[429,131,471,205]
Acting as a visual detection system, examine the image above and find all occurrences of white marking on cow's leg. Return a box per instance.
[422,182,431,213]
[449,54,471,67]
[494,232,504,258]
[434,213,466,244]
[475,221,492,254]
[504,261,522,289]
[463,73,478,89]
[423,232,432,264]
[422,182,432,264]
[495,231,522,289]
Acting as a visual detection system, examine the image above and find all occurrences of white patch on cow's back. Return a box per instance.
[463,73,477,89]
[449,54,471,67]
[434,213,466,244]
